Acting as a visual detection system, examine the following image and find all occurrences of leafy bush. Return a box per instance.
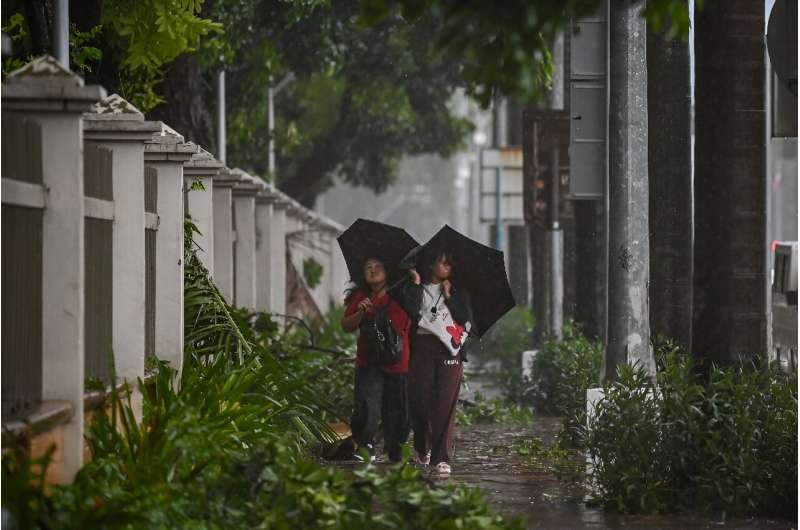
[1,218,522,529]
[302,257,325,289]
[456,392,534,426]
[469,307,534,371]
[583,345,798,518]
[498,322,601,444]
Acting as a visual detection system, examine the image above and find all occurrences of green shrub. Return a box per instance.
[583,345,798,518]
[1,217,522,529]
[498,322,601,444]
[469,307,534,371]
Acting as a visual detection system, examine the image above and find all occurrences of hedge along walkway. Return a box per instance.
[330,372,795,529]
[437,419,796,529]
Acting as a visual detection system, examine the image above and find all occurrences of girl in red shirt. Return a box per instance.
[341,257,411,462]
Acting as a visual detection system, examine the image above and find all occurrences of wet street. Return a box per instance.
[435,418,795,530]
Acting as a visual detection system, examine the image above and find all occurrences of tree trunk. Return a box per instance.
[279,83,355,206]
[692,0,767,366]
[605,1,653,382]
[147,54,216,152]
[24,0,54,56]
[646,6,693,352]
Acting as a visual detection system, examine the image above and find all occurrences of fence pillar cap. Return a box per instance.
[2,55,105,111]
[183,143,224,178]
[83,94,161,139]
[145,122,197,161]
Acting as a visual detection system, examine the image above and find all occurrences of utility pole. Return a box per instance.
[546,147,564,339]
[605,1,654,381]
[54,0,69,68]
[268,83,276,175]
[217,70,226,164]
[268,74,295,178]
[493,98,507,252]
[546,30,565,340]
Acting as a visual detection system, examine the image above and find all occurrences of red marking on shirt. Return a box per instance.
[445,323,465,347]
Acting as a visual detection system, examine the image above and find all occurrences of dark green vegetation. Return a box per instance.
[497,322,602,445]
[1,219,522,529]
[583,345,797,518]
[1,0,472,205]
[359,0,701,107]
[1,1,700,206]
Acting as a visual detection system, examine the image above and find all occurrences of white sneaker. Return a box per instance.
[414,450,431,466]
[433,462,451,475]
[354,453,376,463]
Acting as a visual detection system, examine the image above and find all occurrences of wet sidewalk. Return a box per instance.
[437,418,795,530]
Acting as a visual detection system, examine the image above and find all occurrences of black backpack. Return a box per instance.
[360,305,403,365]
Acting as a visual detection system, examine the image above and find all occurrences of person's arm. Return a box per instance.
[341,297,372,332]
[401,270,424,321]
[445,288,478,336]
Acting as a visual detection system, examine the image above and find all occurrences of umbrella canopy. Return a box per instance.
[337,218,420,286]
[403,225,515,338]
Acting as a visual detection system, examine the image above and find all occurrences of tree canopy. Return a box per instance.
[1,0,698,205]
[212,0,472,204]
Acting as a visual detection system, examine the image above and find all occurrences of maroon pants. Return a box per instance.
[408,334,463,465]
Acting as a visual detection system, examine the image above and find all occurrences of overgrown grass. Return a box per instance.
[1,218,522,529]
[583,344,798,518]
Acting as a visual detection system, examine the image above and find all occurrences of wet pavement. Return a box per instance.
[328,369,796,529]
[435,418,796,529]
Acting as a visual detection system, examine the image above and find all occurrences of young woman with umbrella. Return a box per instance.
[337,219,419,462]
[402,225,515,475]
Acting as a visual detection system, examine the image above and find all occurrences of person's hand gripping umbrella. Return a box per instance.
[400,224,515,338]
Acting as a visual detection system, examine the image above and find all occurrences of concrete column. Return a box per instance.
[3,56,105,482]
[605,2,654,381]
[84,95,161,421]
[212,171,237,302]
[269,203,288,315]
[255,196,274,312]
[144,125,196,378]
[184,146,223,275]
[231,172,261,310]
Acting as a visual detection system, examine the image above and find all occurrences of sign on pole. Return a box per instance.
[568,2,608,199]
[479,147,523,223]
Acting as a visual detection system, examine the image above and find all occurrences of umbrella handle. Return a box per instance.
[386,275,410,292]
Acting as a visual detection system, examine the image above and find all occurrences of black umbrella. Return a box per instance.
[337,219,420,286]
[402,225,515,338]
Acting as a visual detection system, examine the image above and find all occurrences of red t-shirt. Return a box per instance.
[344,291,411,373]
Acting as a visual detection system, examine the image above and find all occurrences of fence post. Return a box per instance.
[183,146,223,276]
[212,168,237,302]
[231,169,262,310]
[2,56,105,482]
[268,199,289,315]
[144,124,196,379]
[255,187,277,313]
[84,94,161,422]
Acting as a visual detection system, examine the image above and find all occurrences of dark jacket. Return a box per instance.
[401,281,477,361]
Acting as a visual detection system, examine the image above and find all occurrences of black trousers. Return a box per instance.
[350,366,409,460]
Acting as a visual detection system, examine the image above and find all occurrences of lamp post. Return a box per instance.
[268,74,295,177]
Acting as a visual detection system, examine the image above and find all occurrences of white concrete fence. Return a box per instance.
[1,56,348,481]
